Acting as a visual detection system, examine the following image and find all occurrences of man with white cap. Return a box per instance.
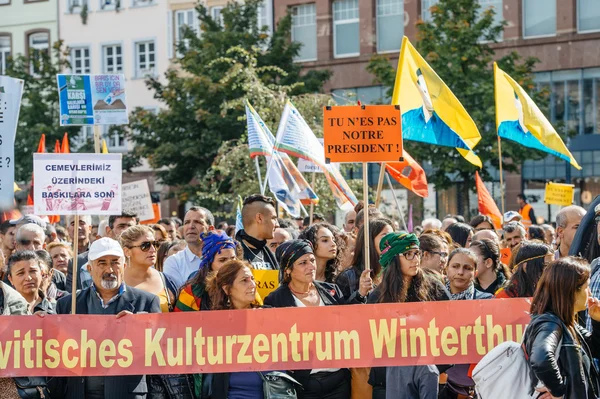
[53,237,160,398]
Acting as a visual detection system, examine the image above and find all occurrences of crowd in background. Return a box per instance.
[1,192,600,399]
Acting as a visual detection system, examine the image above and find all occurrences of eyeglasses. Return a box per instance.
[130,241,159,252]
[429,251,448,259]
[401,250,421,260]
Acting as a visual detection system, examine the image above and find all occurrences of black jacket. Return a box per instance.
[524,313,600,399]
[263,281,363,390]
[335,266,361,301]
[51,285,161,399]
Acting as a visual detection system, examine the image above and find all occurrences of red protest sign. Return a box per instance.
[323,105,403,163]
[0,299,529,377]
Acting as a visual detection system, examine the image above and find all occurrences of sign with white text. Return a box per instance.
[33,153,122,215]
[57,74,128,126]
[0,76,24,209]
[122,180,154,222]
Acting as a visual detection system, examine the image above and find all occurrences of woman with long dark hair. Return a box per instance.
[446,223,474,248]
[299,222,345,283]
[470,239,511,295]
[524,257,600,398]
[336,218,393,301]
[495,242,553,298]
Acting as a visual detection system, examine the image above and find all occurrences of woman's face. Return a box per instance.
[315,228,337,260]
[167,243,185,257]
[288,253,316,285]
[128,232,157,267]
[49,246,71,274]
[154,230,167,243]
[574,279,590,313]
[465,231,474,248]
[447,253,476,294]
[472,246,492,277]
[374,225,394,256]
[227,266,257,309]
[210,248,237,273]
[399,249,420,277]
[9,259,42,298]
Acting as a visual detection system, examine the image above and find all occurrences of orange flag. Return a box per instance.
[385,149,428,198]
[61,133,70,154]
[27,134,46,206]
[475,171,502,229]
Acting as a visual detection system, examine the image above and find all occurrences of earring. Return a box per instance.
[226,296,231,308]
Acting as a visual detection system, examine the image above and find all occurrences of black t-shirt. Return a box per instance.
[242,245,276,270]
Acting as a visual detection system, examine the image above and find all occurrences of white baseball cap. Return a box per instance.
[503,211,522,223]
[88,237,124,261]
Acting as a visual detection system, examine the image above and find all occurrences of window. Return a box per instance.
[421,0,438,22]
[75,126,93,150]
[68,0,87,11]
[0,36,10,75]
[71,47,90,74]
[523,0,556,38]
[28,32,49,75]
[100,0,116,10]
[257,0,273,35]
[332,86,389,105]
[0,0,10,5]
[102,44,123,73]
[578,0,600,33]
[478,0,503,40]
[377,0,404,53]
[175,9,199,54]
[132,0,153,6]
[333,0,360,58]
[104,125,126,150]
[291,3,317,62]
[211,6,224,26]
[135,41,155,77]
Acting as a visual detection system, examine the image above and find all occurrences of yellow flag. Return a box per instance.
[494,63,581,169]
[101,139,109,154]
[392,36,482,167]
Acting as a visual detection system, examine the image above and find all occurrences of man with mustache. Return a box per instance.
[53,237,160,399]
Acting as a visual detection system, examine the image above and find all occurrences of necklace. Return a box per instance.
[289,284,313,296]
[242,241,265,262]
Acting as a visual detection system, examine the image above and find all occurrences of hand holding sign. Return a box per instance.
[358,268,373,297]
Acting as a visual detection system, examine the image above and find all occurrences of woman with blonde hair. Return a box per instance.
[120,225,177,313]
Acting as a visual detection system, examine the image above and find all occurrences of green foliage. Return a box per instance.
[7,42,80,183]
[121,0,335,218]
[367,0,552,207]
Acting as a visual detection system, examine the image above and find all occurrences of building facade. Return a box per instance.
[0,0,59,76]
[274,0,600,222]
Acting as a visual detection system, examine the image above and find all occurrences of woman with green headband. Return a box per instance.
[367,232,448,399]
[495,242,553,298]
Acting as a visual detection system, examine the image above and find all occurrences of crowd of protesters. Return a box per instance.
[2,192,600,399]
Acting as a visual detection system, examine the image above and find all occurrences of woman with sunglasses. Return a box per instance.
[120,225,177,313]
[470,239,511,295]
[495,242,553,298]
[368,232,447,399]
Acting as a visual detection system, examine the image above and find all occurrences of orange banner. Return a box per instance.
[0,299,530,377]
[323,105,403,163]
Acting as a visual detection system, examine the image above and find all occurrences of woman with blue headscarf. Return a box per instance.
[175,230,241,312]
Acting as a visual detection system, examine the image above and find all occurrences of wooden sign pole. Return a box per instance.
[363,162,370,272]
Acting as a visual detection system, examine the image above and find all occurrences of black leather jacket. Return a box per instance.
[524,313,600,399]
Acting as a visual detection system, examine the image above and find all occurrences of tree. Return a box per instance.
[122,0,340,217]
[367,0,552,216]
[7,42,80,182]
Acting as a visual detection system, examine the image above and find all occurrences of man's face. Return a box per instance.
[69,218,91,243]
[267,228,291,251]
[343,210,356,233]
[89,255,124,292]
[183,210,211,244]
[258,205,279,240]
[504,229,524,249]
[559,210,584,251]
[16,229,45,251]
[0,226,15,250]
[159,221,177,241]
[109,217,136,239]
[517,197,525,207]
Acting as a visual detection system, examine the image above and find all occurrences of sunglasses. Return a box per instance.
[130,241,159,252]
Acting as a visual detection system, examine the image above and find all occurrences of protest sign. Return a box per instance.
[57,74,128,126]
[252,269,279,299]
[122,179,154,222]
[544,182,574,206]
[32,153,122,215]
[0,298,530,377]
[323,105,403,163]
[0,76,24,209]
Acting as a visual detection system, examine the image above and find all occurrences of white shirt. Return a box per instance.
[163,246,201,289]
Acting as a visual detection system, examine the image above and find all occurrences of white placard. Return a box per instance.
[33,153,122,215]
[0,76,24,209]
[122,179,154,222]
[297,158,324,173]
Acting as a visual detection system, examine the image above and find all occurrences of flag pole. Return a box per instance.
[309,172,316,225]
[386,172,408,231]
[497,136,506,216]
[362,162,370,273]
[375,163,386,207]
[254,157,263,194]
